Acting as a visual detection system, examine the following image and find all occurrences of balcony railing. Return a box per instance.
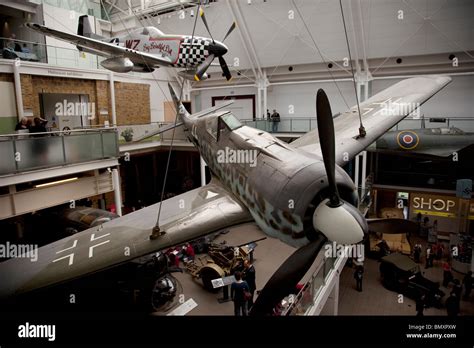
[0,128,118,176]
[281,253,338,316]
[240,117,474,134]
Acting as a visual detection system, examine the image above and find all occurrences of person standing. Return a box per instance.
[243,259,256,309]
[270,109,280,133]
[30,117,48,136]
[442,262,453,287]
[354,265,363,292]
[413,244,421,263]
[445,292,460,316]
[231,271,250,316]
[462,271,472,300]
[416,293,426,316]
[15,117,30,131]
[453,279,462,299]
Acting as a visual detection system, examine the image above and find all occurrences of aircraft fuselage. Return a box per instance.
[180,111,359,248]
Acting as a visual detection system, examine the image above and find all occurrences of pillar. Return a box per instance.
[200,156,206,187]
[13,59,24,121]
[112,168,122,216]
[109,72,117,126]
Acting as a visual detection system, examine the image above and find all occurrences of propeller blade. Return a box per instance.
[218,56,232,81]
[222,21,236,42]
[194,54,214,81]
[367,218,419,235]
[199,8,214,43]
[316,89,340,207]
[249,233,327,316]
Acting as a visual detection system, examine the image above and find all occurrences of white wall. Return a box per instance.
[267,81,357,119]
[43,3,98,69]
[193,80,358,120]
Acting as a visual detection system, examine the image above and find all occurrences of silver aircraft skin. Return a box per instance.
[0,75,451,300]
[26,13,233,81]
[370,126,474,157]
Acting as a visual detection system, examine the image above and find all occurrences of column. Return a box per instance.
[13,59,24,121]
[200,156,207,187]
[109,72,117,126]
[112,168,122,216]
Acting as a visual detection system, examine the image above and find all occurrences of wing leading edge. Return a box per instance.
[0,178,252,298]
[291,76,452,164]
[25,23,174,67]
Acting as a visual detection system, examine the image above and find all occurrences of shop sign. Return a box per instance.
[411,193,457,218]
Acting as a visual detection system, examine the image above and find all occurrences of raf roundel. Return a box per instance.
[396,130,419,150]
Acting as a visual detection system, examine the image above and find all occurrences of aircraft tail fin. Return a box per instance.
[168,82,235,121]
[168,83,191,120]
[78,15,104,41]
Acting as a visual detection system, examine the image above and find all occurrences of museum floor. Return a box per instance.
[338,257,474,316]
[153,222,473,316]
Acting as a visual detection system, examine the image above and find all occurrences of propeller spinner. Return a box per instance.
[312,89,367,245]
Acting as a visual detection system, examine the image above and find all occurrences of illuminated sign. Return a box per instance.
[410,193,457,218]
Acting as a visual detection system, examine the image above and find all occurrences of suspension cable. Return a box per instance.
[339,0,366,137]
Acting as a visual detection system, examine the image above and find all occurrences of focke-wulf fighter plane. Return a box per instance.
[0,76,451,316]
[26,11,235,81]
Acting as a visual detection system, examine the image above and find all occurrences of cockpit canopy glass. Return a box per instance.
[134,27,164,38]
[220,113,242,131]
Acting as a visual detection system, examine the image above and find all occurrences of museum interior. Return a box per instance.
[0,0,473,319]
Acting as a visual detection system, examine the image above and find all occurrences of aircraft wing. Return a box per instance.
[0,178,252,298]
[291,76,452,165]
[25,23,174,67]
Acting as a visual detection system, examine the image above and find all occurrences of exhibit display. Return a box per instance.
[0,0,472,345]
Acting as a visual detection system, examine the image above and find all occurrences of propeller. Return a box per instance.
[249,233,327,316]
[222,22,236,42]
[194,8,235,81]
[218,56,232,81]
[194,54,215,81]
[199,7,214,44]
[367,218,419,235]
[312,89,367,245]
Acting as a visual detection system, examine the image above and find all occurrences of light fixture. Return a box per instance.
[247,0,251,4]
[190,9,194,17]
[35,177,78,188]
[157,17,161,24]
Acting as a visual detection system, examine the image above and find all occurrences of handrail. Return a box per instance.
[0,127,117,138]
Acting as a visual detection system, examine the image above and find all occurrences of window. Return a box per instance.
[220,113,242,131]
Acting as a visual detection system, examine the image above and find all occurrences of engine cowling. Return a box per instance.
[100,57,134,73]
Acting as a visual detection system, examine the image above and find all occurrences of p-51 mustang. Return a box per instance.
[0,75,451,315]
[26,10,235,81]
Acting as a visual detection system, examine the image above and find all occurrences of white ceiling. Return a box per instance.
[112,0,474,70]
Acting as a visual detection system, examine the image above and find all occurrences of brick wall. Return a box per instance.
[0,73,13,82]
[15,74,151,126]
[114,81,151,125]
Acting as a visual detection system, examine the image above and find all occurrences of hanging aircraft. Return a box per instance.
[368,126,474,158]
[26,10,235,81]
[0,75,451,316]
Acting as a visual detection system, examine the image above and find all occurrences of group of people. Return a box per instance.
[417,271,472,317]
[230,259,256,316]
[266,109,281,133]
[412,242,473,317]
[15,117,48,135]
